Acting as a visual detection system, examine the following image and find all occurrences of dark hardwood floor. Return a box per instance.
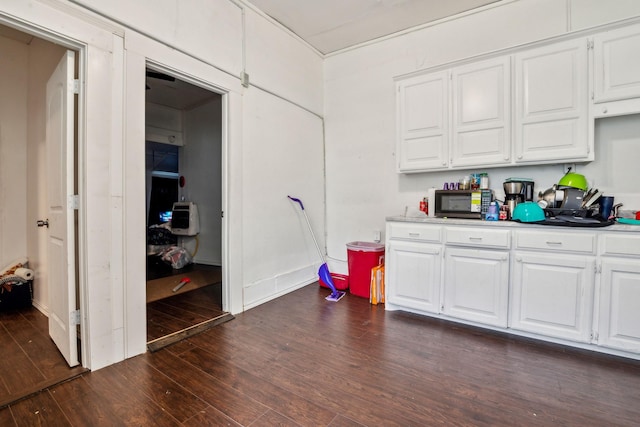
[2,283,640,426]
[147,283,226,342]
[0,307,87,409]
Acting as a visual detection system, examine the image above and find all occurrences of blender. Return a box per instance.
[503,178,535,219]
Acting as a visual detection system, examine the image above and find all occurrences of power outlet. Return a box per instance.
[373,230,381,243]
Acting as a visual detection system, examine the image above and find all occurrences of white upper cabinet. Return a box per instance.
[593,24,640,103]
[396,71,449,172]
[451,57,511,168]
[514,39,591,163]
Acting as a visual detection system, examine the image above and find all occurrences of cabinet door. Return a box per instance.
[514,38,590,163]
[451,57,511,168]
[386,240,441,314]
[443,248,509,327]
[396,72,448,172]
[598,259,640,353]
[510,252,594,342]
[594,24,640,103]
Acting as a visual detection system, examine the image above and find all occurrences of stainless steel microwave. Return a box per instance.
[434,189,493,219]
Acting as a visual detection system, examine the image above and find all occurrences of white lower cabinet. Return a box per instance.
[386,239,441,314]
[598,260,640,352]
[443,247,509,327]
[510,252,595,343]
[597,233,640,353]
[386,220,640,360]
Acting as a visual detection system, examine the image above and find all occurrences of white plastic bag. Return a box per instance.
[160,246,193,269]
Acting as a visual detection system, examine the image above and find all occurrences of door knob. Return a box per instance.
[37,219,49,228]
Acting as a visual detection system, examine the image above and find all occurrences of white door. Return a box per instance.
[598,259,640,353]
[443,248,509,327]
[514,38,589,163]
[451,56,511,168]
[396,71,449,172]
[385,240,441,314]
[510,252,594,343]
[594,23,640,103]
[46,50,79,367]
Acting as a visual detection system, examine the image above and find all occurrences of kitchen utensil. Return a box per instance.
[560,188,584,209]
[612,203,623,218]
[511,202,546,222]
[539,185,558,208]
[558,167,588,191]
[504,181,524,194]
[584,190,602,208]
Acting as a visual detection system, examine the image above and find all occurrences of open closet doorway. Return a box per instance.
[0,22,87,406]
[144,67,232,351]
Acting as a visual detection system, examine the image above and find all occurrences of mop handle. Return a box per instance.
[288,196,324,262]
[287,196,304,210]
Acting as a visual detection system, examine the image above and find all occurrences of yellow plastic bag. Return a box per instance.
[370,264,385,305]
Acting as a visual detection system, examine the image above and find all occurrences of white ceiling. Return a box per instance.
[246,0,501,54]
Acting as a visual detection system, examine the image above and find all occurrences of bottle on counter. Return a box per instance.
[480,173,489,189]
[499,204,509,220]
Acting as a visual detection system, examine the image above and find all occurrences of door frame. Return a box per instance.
[0,17,87,366]
[144,60,231,313]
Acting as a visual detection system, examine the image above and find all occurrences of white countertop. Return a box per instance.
[386,215,639,232]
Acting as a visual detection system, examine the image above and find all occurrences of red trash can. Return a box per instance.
[346,241,385,298]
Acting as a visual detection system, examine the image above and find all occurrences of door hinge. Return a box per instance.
[240,71,250,88]
[595,263,601,274]
[73,79,80,94]
[591,331,599,342]
[221,211,224,218]
[68,195,80,210]
[70,309,81,325]
[587,39,594,50]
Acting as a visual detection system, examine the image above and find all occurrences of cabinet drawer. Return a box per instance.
[388,223,441,243]
[445,227,510,248]
[515,230,595,254]
[600,233,640,257]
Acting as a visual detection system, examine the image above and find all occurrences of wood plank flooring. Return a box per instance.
[0,307,87,408]
[147,283,226,342]
[2,284,640,426]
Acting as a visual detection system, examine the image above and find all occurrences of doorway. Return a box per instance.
[144,67,232,350]
[0,23,86,406]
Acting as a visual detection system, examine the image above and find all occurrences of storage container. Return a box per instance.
[347,242,385,298]
[319,272,349,291]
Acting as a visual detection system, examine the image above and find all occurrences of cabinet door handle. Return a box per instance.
[546,241,563,246]
[409,232,420,237]
[469,237,483,241]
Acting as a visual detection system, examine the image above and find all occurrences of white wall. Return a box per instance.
[181,97,223,265]
[57,0,325,365]
[0,33,65,311]
[241,87,325,308]
[0,36,27,269]
[323,0,640,269]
